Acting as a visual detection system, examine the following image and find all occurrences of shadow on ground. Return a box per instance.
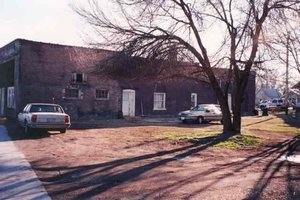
[30,134,300,199]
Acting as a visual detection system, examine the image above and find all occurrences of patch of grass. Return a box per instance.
[159,130,220,142]
[214,134,262,149]
[160,129,262,149]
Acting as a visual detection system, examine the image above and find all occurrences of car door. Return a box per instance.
[194,105,205,117]
[204,106,215,120]
[205,105,221,120]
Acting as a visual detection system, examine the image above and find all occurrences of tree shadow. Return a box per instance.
[30,134,300,199]
[275,112,300,129]
[32,134,229,199]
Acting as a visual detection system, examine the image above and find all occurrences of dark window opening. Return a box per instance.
[76,74,83,83]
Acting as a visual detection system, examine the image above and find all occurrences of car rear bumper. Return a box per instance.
[28,123,71,129]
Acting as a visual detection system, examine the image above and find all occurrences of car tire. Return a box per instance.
[60,128,67,133]
[197,116,204,124]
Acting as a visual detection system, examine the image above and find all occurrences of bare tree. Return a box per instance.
[73,0,300,135]
[266,11,300,92]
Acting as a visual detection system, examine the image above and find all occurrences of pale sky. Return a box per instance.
[0,0,298,86]
[0,0,85,47]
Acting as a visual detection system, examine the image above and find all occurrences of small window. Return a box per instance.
[153,92,166,110]
[71,73,87,83]
[66,88,79,98]
[96,89,109,100]
[191,93,197,107]
[63,88,83,99]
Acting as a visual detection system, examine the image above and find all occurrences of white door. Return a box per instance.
[122,89,135,117]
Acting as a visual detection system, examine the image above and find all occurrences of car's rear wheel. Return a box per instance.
[60,128,67,133]
[197,116,204,124]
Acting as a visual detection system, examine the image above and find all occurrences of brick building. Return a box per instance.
[0,39,256,119]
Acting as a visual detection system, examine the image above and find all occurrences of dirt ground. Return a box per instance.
[6,116,300,200]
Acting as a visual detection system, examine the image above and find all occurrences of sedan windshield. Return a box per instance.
[30,105,64,113]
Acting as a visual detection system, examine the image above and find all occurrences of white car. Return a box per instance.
[18,103,71,134]
[178,104,223,124]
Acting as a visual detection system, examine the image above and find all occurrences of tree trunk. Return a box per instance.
[231,82,245,135]
[217,94,237,135]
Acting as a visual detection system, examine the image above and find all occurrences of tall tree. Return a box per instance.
[73,0,300,135]
[266,11,300,89]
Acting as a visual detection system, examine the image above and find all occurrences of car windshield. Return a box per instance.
[30,105,64,113]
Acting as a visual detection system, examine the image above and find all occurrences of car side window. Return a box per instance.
[197,105,204,111]
[24,105,30,112]
[23,105,28,112]
[54,106,64,113]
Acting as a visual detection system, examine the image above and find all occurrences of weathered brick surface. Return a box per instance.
[17,40,120,119]
[0,39,256,119]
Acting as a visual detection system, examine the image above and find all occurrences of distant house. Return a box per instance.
[287,82,300,106]
[255,87,282,104]
[0,39,256,119]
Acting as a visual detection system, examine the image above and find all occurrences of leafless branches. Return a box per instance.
[73,0,300,133]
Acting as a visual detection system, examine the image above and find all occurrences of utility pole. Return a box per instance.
[285,32,289,103]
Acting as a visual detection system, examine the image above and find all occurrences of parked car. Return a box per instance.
[178,104,223,124]
[258,98,284,110]
[18,103,71,134]
[268,98,284,109]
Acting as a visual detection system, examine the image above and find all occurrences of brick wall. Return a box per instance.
[18,40,121,119]
[0,39,256,119]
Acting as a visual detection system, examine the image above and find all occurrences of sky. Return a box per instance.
[0,0,299,87]
[0,0,85,47]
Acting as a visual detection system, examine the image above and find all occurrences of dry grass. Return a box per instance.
[158,115,299,149]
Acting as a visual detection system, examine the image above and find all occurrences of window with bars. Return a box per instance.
[62,88,83,99]
[153,92,166,110]
[65,88,79,98]
[96,89,109,100]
